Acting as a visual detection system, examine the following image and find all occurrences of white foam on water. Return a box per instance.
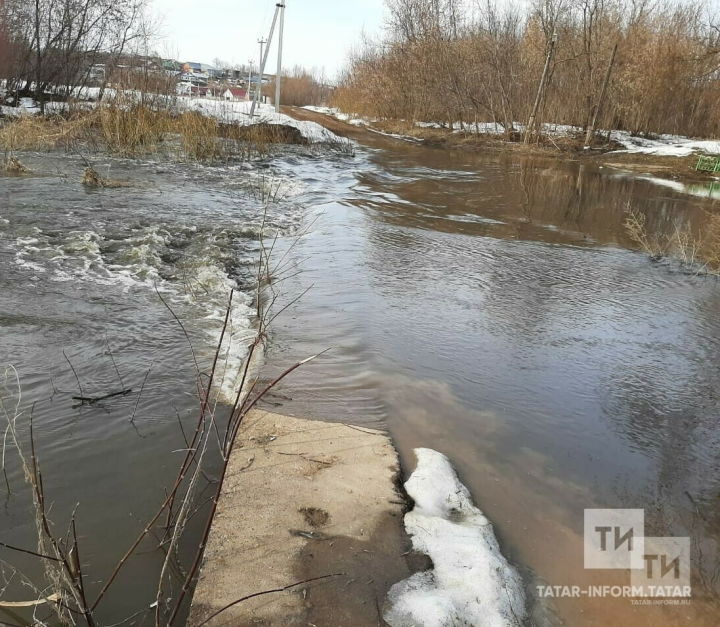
[12,225,259,403]
[384,448,526,627]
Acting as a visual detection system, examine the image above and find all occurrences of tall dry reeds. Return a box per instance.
[0,101,300,163]
[176,111,221,161]
[92,101,171,155]
[0,114,83,153]
[334,0,720,141]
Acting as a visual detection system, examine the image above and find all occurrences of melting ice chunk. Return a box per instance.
[384,448,526,627]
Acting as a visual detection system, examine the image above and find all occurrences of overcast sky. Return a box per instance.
[151,0,387,78]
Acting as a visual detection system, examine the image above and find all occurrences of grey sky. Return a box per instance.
[151,0,387,78]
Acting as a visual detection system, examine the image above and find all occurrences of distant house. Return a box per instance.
[223,88,247,101]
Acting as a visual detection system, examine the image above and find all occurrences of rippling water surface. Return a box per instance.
[2,138,720,625]
[0,151,309,623]
[265,139,720,625]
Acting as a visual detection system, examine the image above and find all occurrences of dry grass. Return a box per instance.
[0,115,83,153]
[92,103,171,155]
[176,111,221,161]
[0,104,309,163]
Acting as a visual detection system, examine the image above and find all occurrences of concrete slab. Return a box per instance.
[188,410,412,626]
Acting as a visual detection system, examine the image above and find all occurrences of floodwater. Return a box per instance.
[1,134,720,626]
[265,138,720,626]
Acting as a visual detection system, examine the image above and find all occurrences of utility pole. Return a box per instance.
[275,2,286,113]
[247,59,253,100]
[524,32,557,144]
[255,38,266,107]
[250,4,281,117]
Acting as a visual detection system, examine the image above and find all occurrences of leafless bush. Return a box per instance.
[265,66,332,107]
[625,206,720,274]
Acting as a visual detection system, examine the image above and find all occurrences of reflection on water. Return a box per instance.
[636,174,720,201]
[266,141,720,625]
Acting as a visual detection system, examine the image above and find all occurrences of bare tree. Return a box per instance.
[334,0,720,140]
[0,0,146,111]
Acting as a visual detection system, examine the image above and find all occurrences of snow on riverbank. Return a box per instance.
[384,448,526,627]
[302,105,720,157]
[1,92,343,144]
[180,99,343,144]
[417,119,720,156]
[610,132,720,157]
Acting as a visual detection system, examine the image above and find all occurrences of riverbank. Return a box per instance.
[188,410,414,626]
[284,107,719,185]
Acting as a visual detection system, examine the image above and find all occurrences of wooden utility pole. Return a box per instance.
[584,42,618,147]
[524,32,557,144]
[275,2,285,113]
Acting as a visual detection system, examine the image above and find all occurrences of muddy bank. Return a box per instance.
[285,107,718,185]
[188,410,413,626]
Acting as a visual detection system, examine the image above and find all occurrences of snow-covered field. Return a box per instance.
[384,448,526,627]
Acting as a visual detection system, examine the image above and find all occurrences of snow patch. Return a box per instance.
[302,105,372,127]
[610,131,720,156]
[384,448,526,627]
[178,98,344,144]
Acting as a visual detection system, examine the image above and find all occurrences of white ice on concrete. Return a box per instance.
[384,448,526,627]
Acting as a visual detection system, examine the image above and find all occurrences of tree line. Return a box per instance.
[333,0,720,141]
[0,0,146,112]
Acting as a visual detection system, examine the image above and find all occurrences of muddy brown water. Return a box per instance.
[265,137,720,625]
[1,135,719,625]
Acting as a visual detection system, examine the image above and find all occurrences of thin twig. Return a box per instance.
[62,350,84,398]
[130,361,154,423]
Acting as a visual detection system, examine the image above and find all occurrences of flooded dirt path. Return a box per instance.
[265,134,720,625]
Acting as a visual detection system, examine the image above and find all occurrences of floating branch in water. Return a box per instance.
[72,389,133,404]
[0,592,61,607]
